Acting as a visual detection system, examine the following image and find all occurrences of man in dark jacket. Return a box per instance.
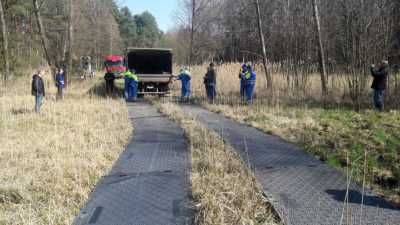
[203,63,217,102]
[239,64,247,99]
[371,60,389,111]
[104,72,115,95]
[32,69,45,113]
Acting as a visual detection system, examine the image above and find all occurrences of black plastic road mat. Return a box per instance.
[181,105,400,225]
[73,102,192,225]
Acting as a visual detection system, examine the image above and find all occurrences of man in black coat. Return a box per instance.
[203,63,217,102]
[32,69,45,113]
[371,60,389,111]
[104,72,115,95]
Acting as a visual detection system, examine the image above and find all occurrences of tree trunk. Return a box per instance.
[33,0,52,68]
[62,31,68,63]
[0,0,9,82]
[392,0,400,58]
[312,0,328,97]
[189,0,195,66]
[109,22,113,54]
[66,0,74,85]
[255,0,273,91]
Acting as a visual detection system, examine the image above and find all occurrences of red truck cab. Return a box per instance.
[104,55,126,76]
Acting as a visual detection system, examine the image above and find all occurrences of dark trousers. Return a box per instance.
[205,84,216,102]
[240,79,246,98]
[373,89,385,111]
[57,87,64,100]
[106,80,115,95]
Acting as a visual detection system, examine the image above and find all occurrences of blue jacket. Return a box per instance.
[55,72,65,88]
[178,73,191,85]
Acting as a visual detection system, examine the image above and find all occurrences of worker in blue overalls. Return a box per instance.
[244,62,256,104]
[239,63,247,100]
[176,68,191,101]
[123,68,139,102]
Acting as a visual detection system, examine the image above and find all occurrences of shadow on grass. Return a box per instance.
[0,188,23,204]
[11,108,32,115]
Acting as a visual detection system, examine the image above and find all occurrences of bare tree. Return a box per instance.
[312,0,328,97]
[0,0,9,82]
[255,0,272,91]
[66,0,74,85]
[33,0,53,68]
[189,0,195,65]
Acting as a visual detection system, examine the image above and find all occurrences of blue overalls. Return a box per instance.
[178,72,191,99]
[244,68,256,104]
[124,71,138,102]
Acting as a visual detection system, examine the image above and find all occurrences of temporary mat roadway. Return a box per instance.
[180,105,400,225]
[73,102,192,225]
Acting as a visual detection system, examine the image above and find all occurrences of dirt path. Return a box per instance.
[73,102,192,225]
[180,105,400,225]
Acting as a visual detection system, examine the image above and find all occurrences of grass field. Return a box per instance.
[0,63,398,224]
[0,74,132,225]
[173,63,400,108]
[175,63,400,206]
[157,101,280,225]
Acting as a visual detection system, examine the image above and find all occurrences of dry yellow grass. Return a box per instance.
[173,63,400,107]
[203,102,314,140]
[157,101,280,225]
[0,73,132,225]
[174,63,330,102]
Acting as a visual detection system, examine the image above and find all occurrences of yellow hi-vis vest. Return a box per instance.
[244,71,251,80]
[124,71,138,81]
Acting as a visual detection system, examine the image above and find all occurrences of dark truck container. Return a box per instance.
[125,48,173,94]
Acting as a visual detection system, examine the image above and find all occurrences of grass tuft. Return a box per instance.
[0,188,23,204]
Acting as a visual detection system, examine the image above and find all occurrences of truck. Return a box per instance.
[104,55,126,75]
[125,48,173,95]
[103,55,126,94]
